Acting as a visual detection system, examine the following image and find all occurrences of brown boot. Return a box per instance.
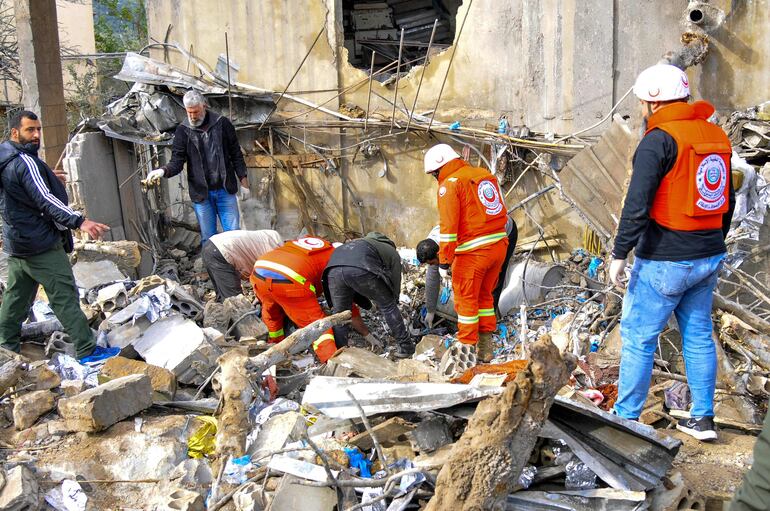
[477,332,494,363]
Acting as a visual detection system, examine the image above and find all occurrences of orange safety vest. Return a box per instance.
[647,101,731,231]
[253,237,334,295]
[437,159,509,265]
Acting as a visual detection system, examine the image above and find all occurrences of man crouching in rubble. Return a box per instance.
[146,90,249,244]
[0,111,109,358]
[609,64,735,441]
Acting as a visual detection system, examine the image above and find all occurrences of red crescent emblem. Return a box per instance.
[648,87,660,97]
[682,76,689,87]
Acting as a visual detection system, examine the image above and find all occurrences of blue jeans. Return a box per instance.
[614,254,724,420]
[192,189,240,244]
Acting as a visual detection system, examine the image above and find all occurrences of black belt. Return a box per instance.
[253,272,292,284]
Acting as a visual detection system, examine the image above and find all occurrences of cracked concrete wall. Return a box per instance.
[145,0,770,249]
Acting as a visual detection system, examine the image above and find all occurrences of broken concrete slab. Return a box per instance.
[100,356,176,401]
[133,315,221,385]
[23,361,61,390]
[72,260,127,291]
[13,390,56,430]
[415,334,448,357]
[325,347,397,379]
[409,416,453,453]
[169,459,213,488]
[0,465,40,510]
[396,358,445,382]
[232,481,266,511]
[223,294,268,340]
[349,417,416,451]
[153,487,204,511]
[203,301,229,334]
[57,374,153,432]
[268,475,337,511]
[46,331,76,358]
[248,411,307,463]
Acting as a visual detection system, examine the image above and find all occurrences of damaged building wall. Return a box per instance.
[145,0,770,248]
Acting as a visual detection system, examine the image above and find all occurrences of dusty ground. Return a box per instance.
[665,427,756,502]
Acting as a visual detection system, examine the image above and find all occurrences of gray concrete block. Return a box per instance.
[0,465,41,510]
[57,374,153,432]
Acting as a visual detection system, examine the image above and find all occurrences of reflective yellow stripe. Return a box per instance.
[478,309,495,317]
[269,329,284,338]
[457,314,479,324]
[254,260,317,293]
[312,333,335,350]
[455,232,507,253]
[438,233,457,242]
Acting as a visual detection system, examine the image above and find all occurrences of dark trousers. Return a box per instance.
[492,221,518,310]
[0,245,94,358]
[202,241,243,301]
[326,266,410,346]
[731,410,770,511]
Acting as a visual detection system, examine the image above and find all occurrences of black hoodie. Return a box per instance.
[0,141,82,256]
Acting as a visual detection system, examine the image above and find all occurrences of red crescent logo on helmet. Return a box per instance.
[682,76,689,87]
[648,87,660,97]
[436,156,445,163]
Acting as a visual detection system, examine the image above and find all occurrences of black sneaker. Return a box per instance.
[394,342,415,359]
[676,416,717,442]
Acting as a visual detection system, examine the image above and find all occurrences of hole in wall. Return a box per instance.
[342,0,462,76]
[688,8,704,24]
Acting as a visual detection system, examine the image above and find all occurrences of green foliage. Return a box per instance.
[94,0,147,53]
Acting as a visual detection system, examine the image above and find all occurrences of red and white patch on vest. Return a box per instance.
[477,180,503,215]
[293,237,325,251]
[695,154,727,211]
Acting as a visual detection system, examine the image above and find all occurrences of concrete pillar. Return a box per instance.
[14,0,68,169]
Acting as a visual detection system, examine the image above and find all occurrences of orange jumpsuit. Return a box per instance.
[250,237,341,362]
[437,159,509,344]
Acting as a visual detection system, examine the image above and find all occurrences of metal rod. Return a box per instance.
[364,51,375,132]
[225,32,233,119]
[428,0,474,131]
[389,28,405,133]
[406,19,437,133]
[258,24,326,130]
[507,184,556,212]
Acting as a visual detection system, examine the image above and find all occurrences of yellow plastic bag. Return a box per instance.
[187,416,217,459]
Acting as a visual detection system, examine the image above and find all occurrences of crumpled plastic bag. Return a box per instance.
[664,381,691,410]
[133,286,172,323]
[48,353,99,388]
[345,447,372,478]
[565,459,597,489]
[45,479,87,511]
[517,465,537,489]
[187,416,217,458]
[223,455,255,484]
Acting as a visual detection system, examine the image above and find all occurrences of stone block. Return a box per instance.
[169,459,213,488]
[24,361,61,390]
[223,295,268,340]
[409,416,453,453]
[13,390,56,430]
[248,411,307,463]
[0,465,40,510]
[203,302,229,334]
[349,417,415,451]
[155,487,204,511]
[132,316,221,386]
[72,260,127,291]
[325,347,397,379]
[60,380,86,398]
[416,334,447,358]
[100,356,176,401]
[57,374,153,432]
[270,475,336,511]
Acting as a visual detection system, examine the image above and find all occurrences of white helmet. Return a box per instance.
[633,64,690,102]
[424,144,460,173]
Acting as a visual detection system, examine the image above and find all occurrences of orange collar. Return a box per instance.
[437,159,469,183]
[647,100,716,132]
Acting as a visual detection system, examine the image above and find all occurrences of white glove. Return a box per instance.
[147,168,165,184]
[365,333,382,350]
[239,186,251,201]
[424,311,435,328]
[438,266,451,288]
[609,258,628,288]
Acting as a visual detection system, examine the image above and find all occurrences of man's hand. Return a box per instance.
[53,169,67,185]
[239,185,251,201]
[146,168,165,185]
[424,311,435,328]
[438,265,451,288]
[80,219,110,240]
[240,177,249,188]
[609,258,628,288]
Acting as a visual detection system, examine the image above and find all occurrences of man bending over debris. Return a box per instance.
[146,90,249,244]
[609,64,735,441]
[423,144,509,363]
[202,229,282,300]
[323,232,415,358]
[251,237,370,362]
[417,217,518,327]
[0,111,109,358]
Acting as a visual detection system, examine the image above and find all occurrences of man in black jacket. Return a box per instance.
[0,111,109,358]
[146,90,249,244]
[322,232,414,358]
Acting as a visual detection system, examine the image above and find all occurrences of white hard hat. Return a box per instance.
[424,144,461,173]
[633,64,690,102]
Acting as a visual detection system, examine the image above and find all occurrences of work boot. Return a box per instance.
[477,332,494,364]
[394,340,415,359]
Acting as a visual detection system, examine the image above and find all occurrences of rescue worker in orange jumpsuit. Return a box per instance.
[424,144,509,362]
[609,64,735,442]
[250,237,372,363]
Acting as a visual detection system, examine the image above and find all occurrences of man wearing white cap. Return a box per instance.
[609,64,735,441]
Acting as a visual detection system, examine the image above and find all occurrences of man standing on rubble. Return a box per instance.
[416,217,518,328]
[322,232,415,358]
[609,64,735,441]
[146,90,249,244]
[423,144,509,363]
[202,229,283,300]
[251,237,373,362]
[0,111,109,358]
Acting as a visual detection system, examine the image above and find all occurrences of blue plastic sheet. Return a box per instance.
[345,447,372,478]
